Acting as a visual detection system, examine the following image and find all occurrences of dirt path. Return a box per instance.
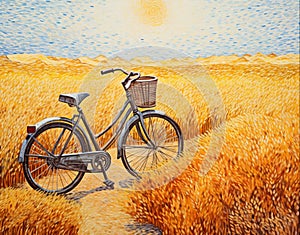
[65,149,161,235]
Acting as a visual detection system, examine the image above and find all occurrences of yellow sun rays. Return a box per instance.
[135,0,167,26]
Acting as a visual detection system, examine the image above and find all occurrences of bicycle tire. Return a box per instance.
[23,121,88,194]
[120,113,183,178]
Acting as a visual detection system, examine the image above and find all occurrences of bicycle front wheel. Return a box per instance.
[121,113,183,178]
[23,121,88,194]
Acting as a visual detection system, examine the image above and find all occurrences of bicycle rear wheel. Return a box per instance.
[23,121,88,194]
[121,113,183,178]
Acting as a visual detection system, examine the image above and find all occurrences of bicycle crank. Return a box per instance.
[91,151,111,173]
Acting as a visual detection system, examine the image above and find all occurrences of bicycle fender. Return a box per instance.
[28,117,77,131]
[18,117,89,163]
[117,110,165,159]
[18,134,32,163]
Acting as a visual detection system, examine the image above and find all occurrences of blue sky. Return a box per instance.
[0,0,299,59]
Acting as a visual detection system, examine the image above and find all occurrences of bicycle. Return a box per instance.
[18,68,184,194]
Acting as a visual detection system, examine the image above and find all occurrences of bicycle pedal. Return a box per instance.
[104,179,115,188]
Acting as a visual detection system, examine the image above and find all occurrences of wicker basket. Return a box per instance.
[128,76,158,108]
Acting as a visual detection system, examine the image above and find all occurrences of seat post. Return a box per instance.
[76,105,83,114]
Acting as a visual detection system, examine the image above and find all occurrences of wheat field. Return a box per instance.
[0,53,299,234]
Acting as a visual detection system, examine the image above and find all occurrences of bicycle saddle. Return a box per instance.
[59,92,90,107]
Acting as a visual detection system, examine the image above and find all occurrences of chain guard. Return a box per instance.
[57,150,111,173]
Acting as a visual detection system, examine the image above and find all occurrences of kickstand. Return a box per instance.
[104,179,115,188]
[98,158,114,189]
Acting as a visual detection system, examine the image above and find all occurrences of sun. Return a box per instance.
[134,0,167,26]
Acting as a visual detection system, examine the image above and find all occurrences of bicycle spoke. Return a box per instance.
[25,154,54,160]
[29,162,48,174]
[127,148,150,162]
[151,152,158,168]
[28,157,44,164]
[157,145,178,154]
[44,168,51,190]
[157,149,175,160]
[33,164,51,180]
[128,147,149,162]
[58,171,66,188]
[52,169,56,190]
[133,154,151,172]
[31,137,54,157]
[124,145,153,150]
[64,170,78,184]
[49,170,53,190]
[138,153,150,172]
[126,145,150,155]
[160,136,178,142]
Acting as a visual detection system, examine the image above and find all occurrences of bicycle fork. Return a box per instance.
[135,111,156,147]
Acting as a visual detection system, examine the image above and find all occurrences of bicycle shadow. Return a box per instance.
[65,184,114,202]
[64,178,136,202]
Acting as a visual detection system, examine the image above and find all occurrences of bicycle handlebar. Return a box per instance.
[100,68,141,90]
[101,68,129,75]
[101,68,115,75]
